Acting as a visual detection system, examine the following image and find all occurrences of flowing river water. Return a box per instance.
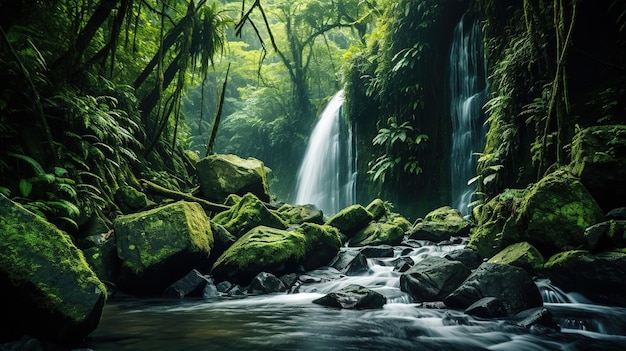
[86,239,626,350]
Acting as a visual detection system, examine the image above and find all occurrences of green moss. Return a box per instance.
[350,222,404,247]
[212,193,287,237]
[0,195,106,322]
[325,204,373,235]
[488,242,544,270]
[543,250,593,269]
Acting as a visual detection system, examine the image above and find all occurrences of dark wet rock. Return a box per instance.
[203,280,220,299]
[279,273,299,288]
[391,256,414,272]
[212,193,287,238]
[215,281,232,293]
[276,203,324,225]
[607,207,626,220]
[209,222,237,262]
[542,249,626,306]
[211,223,341,285]
[328,249,360,271]
[325,204,373,237]
[488,242,545,271]
[197,154,271,202]
[163,269,211,298]
[400,256,471,302]
[226,284,245,296]
[569,125,626,212]
[345,252,371,276]
[114,201,213,296]
[584,220,626,251]
[312,284,386,309]
[297,267,345,284]
[507,307,558,331]
[82,234,120,284]
[349,222,404,247]
[408,206,471,242]
[444,262,543,316]
[0,335,45,351]
[465,297,507,318]
[247,272,287,294]
[114,185,151,214]
[444,249,483,269]
[359,245,395,258]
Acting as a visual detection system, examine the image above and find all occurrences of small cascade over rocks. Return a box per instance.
[449,14,487,216]
[295,90,356,216]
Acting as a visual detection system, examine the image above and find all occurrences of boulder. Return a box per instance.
[328,249,370,275]
[365,198,387,220]
[467,189,527,258]
[276,203,324,225]
[114,185,151,214]
[197,154,271,202]
[408,206,471,242]
[465,297,507,318]
[0,195,106,344]
[312,284,386,309]
[569,125,626,212]
[542,249,626,306]
[607,207,626,220]
[444,249,483,270]
[400,256,471,302]
[325,204,373,237]
[469,170,605,258]
[584,220,626,251]
[211,223,341,285]
[359,245,395,258]
[444,262,543,316]
[488,242,545,271]
[212,193,287,238]
[163,269,211,298]
[114,201,213,296]
[82,236,120,285]
[349,222,404,247]
[246,272,287,294]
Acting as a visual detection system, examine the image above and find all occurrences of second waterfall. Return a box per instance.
[450,14,487,216]
[295,91,356,216]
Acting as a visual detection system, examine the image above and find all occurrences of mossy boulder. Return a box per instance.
[487,242,545,271]
[569,125,626,212]
[212,193,287,238]
[211,223,341,285]
[505,169,605,256]
[408,206,471,242]
[444,263,543,316]
[542,249,626,306]
[114,201,213,296]
[349,222,404,247]
[276,203,324,226]
[365,198,387,220]
[114,185,151,214]
[382,212,413,232]
[325,204,373,237]
[467,189,527,258]
[197,154,271,202]
[0,195,106,344]
[399,256,471,302]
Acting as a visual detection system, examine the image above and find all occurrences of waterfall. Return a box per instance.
[450,15,487,216]
[295,90,356,215]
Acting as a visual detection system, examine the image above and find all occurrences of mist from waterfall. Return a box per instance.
[450,15,487,216]
[295,90,356,216]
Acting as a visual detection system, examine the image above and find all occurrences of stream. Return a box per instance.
[86,240,626,350]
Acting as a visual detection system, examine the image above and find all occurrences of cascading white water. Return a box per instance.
[295,90,356,215]
[450,15,487,216]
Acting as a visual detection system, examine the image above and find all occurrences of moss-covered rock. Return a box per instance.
[506,169,605,256]
[542,249,626,306]
[211,223,341,285]
[114,201,213,296]
[382,212,413,232]
[349,222,404,247]
[569,125,626,212]
[325,204,373,237]
[212,193,287,237]
[467,189,527,258]
[408,206,471,242]
[365,198,387,221]
[584,220,626,251]
[488,242,545,271]
[114,185,151,214]
[197,154,271,202]
[0,195,106,344]
[276,203,324,226]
